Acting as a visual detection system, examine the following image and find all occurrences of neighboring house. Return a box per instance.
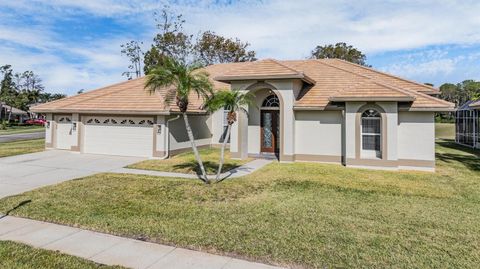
[0,102,28,123]
[456,100,480,149]
[31,59,455,171]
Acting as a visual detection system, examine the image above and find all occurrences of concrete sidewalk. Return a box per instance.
[112,159,273,180]
[0,216,283,269]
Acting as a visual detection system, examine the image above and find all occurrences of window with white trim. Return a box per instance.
[262,94,279,108]
[361,109,381,157]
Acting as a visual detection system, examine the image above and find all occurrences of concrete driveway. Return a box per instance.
[0,150,144,199]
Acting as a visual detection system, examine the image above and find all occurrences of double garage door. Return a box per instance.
[82,116,154,157]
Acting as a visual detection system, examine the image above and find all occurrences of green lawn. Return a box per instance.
[1,140,479,268]
[0,125,45,135]
[435,123,455,140]
[0,139,45,158]
[127,147,251,175]
[0,241,124,269]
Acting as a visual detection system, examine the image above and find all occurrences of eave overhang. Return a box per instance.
[398,107,456,112]
[328,96,416,102]
[214,73,316,85]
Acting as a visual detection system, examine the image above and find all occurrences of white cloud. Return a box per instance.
[383,58,457,78]
[1,0,480,92]
[378,46,480,86]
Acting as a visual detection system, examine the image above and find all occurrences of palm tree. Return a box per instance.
[145,57,213,183]
[205,90,254,182]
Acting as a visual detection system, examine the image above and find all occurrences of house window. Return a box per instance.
[262,94,279,108]
[361,109,381,157]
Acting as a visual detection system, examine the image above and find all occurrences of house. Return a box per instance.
[31,59,455,171]
[0,102,28,123]
[455,100,480,149]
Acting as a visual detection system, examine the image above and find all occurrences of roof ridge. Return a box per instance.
[406,86,455,106]
[330,59,440,92]
[265,58,304,75]
[316,60,416,98]
[220,58,302,77]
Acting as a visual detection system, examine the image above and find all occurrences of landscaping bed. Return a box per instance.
[127,147,251,175]
[0,140,478,268]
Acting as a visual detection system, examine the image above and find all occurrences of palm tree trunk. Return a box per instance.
[182,112,209,183]
[215,124,232,181]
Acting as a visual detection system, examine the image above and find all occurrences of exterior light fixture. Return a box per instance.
[72,122,77,131]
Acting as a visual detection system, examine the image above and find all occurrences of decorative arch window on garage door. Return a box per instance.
[85,117,154,126]
[58,117,72,123]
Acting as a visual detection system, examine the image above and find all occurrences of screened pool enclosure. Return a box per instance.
[455,101,480,148]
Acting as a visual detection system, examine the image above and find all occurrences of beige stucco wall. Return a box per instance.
[378,101,398,161]
[345,102,363,159]
[247,89,271,154]
[71,113,80,151]
[294,110,343,157]
[210,109,226,145]
[155,115,166,153]
[230,79,299,160]
[397,111,435,161]
[45,113,54,148]
[168,114,212,151]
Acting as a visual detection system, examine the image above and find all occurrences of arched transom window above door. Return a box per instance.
[361,109,382,158]
[261,94,280,108]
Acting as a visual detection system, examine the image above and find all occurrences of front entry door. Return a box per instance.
[261,110,279,153]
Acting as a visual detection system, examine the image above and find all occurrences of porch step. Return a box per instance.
[250,153,278,160]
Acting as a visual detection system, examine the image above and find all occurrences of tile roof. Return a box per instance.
[31,64,233,114]
[282,59,453,110]
[215,59,315,84]
[31,59,454,113]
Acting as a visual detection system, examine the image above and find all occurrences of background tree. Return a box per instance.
[436,80,480,122]
[205,90,253,181]
[439,80,480,106]
[121,40,144,80]
[15,71,45,111]
[134,7,257,75]
[1,64,67,122]
[38,92,67,103]
[310,42,368,66]
[143,7,193,74]
[0,65,18,121]
[145,57,213,183]
[194,31,256,66]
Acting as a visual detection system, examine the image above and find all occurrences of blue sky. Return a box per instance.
[1,0,479,95]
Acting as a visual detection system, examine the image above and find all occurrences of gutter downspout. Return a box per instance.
[159,115,180,160]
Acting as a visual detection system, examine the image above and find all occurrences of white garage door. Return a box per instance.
[55,115,73,150]
[83,116,154,157]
